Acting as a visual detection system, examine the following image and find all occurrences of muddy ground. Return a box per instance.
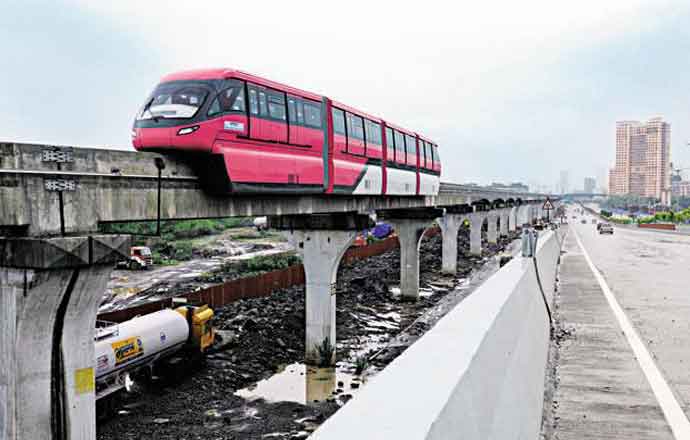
[97,229,517,440]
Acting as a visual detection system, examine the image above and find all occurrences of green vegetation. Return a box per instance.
[637,208,690,224]
[222,253,301,277]
[100,218,253,243]
[316,339,335,368]
[100,218,255,263]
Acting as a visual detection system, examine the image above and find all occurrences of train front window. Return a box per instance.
[137,84,209,120]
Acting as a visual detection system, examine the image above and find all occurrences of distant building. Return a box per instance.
[584,177,596,194]
[489,182,529,193]
[609,117,672,204]
[672,174,690,198]
[559,170,569,194]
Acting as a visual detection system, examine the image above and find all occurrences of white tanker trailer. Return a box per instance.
[95,305,215,403]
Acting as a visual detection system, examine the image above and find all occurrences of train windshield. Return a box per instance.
[137,83,209,120]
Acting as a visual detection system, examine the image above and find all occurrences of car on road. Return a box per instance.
[598,223,614,234]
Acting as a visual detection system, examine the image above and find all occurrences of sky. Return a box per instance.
[2,0,690,192]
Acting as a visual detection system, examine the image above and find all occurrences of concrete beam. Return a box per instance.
[0,235,128,440]
[273,213,371,366]
[0,143,555,236]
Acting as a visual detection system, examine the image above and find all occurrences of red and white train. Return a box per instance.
[132,69,441,196]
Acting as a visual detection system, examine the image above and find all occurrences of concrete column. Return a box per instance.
[0,270,17,440]
[499,208,509,237]
[468,212,486,256]
[509,206,518,232]
[390,219,430,300]
[284,229,356,365]
[0,235,129,440]
[438,213,463,275]
[487,212,498,244]
[271,213,370,366]
[517,205,530,227]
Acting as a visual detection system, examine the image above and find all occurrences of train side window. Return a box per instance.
[405,134,417,159]
[332,108,346,135]
[304,101,322,128]
[365,120,381,145]
[434,145,440,166]
[231,87,245,112]
[385,127,395,161]
[207,98,221,117]
[214,87,246,114]
[267,90,286,121]
[258,91,268,117]
[248,88,259,115]
[422,141,429,168]
[296,100,305,124]
[288,98,297,123]
[346,113,364,140]
[394,130,405,159]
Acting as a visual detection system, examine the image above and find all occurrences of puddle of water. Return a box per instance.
[234,363,365,405]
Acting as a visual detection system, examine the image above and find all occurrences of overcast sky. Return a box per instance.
[2,0,690,191]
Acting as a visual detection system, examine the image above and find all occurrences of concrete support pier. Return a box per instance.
[499,208,510,237]
[517,204,531,227]
[380,208,443,301]
[468,211,486,256]
[509,205,518,232]
[271,213,371,366]
[487,212,499,244]
[438,205,473,275]
[0,235,129,440]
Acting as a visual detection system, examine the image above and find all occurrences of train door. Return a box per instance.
[346,113,365,155]
[286,96,324,191]
[211,81,249,142]
[383,125,395,194]
[247,83,288,143]
[363,119,383,194]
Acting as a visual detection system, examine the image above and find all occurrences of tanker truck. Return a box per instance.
[95,305,215,415]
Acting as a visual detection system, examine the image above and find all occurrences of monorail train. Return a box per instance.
[132,69,441,196]
[94,305,214,410]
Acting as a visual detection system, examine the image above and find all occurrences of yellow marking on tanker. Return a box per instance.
[112,336,144,365]
[75,367,95,394]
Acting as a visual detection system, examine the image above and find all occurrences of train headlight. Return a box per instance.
[177,126,199,136]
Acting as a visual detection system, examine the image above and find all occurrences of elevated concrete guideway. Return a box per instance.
[0,142,550,236]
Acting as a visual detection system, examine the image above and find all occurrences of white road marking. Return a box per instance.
[572,226,690,439]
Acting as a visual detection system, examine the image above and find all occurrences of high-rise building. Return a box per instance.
[559,170,569,194]
[584,177,596,194]
[608,117,672,204]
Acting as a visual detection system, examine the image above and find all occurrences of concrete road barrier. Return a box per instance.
[311,230,562,440]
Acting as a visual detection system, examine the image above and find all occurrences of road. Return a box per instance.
[549,208,690,439]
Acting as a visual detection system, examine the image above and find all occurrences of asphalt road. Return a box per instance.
[550,208,690,439]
